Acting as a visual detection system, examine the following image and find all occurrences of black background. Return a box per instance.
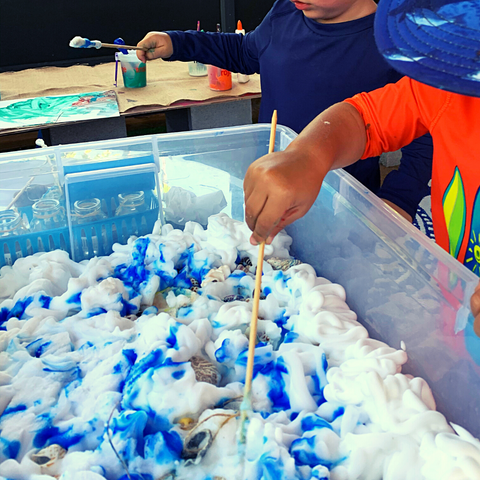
[0,0,275,71]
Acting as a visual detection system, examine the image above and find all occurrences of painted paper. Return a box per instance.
[0,91,119,130]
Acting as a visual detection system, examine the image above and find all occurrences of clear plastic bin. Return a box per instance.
[155,124,480,438]
[0,124,478,439]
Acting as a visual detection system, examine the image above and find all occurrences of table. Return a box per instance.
[0,60,262,145]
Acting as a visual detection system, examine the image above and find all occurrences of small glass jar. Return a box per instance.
[73,198,107,259]
[0,210,29,237]
[74,198,107,224]
[30,199,66,232]
[115,191,148,216]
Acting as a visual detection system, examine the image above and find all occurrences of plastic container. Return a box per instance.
[118,51,147,88]
[0,125,478,440]
[207,65,232,91]
[188,61,208,77]
[154,123,480,439]
[0,137,161,264]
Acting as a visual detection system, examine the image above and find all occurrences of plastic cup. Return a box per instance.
[118,52,147,88]
[188,61,207,77]
[207,65,232,91]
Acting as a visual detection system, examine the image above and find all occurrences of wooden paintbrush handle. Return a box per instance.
[101,43,148,51]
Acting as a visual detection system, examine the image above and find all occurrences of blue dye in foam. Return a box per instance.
[301,414,334,432]
[26,338,52,357]
[1,438,21,460]
[2,404,27,416]
[39,295,52,309]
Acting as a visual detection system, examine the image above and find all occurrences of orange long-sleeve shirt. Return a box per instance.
[345,76,480,276]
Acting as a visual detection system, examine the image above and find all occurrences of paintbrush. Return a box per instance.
[69,36,147,51]
[238,109,278,447]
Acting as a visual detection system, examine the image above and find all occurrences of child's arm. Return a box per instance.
[244,102,367,244]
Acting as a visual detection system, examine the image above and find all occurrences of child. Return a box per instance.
[242,0,480,332]
[136,0,432,222]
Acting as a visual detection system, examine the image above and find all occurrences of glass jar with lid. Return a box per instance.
[115,191,148,216]
[30,199,66,232]
[0,210,29,237]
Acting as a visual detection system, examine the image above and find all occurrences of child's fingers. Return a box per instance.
[250,197,293,244]
[244,190,268,233]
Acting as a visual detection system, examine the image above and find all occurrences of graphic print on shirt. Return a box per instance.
[442,166,466,260]
[464,187,480,276]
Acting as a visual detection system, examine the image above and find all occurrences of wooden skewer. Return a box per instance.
[6,177,35,210]
[101,43,148,52]
[244,109,277,396]
[239,110,277,445]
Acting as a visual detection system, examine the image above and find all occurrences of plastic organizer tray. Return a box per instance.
[0,137,161,265]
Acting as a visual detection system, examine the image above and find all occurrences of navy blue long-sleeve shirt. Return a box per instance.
[166,0,432,218]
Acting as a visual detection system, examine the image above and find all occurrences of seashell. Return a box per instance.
[201,265,231,287]
[190,278,200,292]
[31,444,66,467]
[190,356,219,385]
[266,257,302,271]
[252,289,266,300]
[182,429,213,465]
[223,294,246,303]
[240,257,252,267]
[178,417,196,430]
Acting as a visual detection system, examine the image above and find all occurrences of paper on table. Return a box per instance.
[0,60,261,115]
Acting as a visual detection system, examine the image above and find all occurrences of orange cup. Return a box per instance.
[207,65,232,91]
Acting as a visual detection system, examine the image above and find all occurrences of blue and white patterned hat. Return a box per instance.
[375,0,480,97]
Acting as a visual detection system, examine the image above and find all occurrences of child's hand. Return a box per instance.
[136,32,173,63]
[471,282,480,337]
[244,148,327,245]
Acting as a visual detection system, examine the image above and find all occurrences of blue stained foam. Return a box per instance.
[39,295,52,309]
[301,414,334,432]
[166,323,180,349]
[0,297,34,328]
[332,407,345,421]
[1,438,21,460]
[122,349,138,366]
[284,332,299,344]
[26,338,52,357]
[215,338,231,363]
[171,369,185,379]
[67,292,81,304]
[114,238,152,294]
[86,308,107,318]
[2,404,27,416]
[290,436,335,469]
[259,452,286,480]
[264,359,290,411]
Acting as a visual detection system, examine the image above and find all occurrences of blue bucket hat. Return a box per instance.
[374,0,480,98]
